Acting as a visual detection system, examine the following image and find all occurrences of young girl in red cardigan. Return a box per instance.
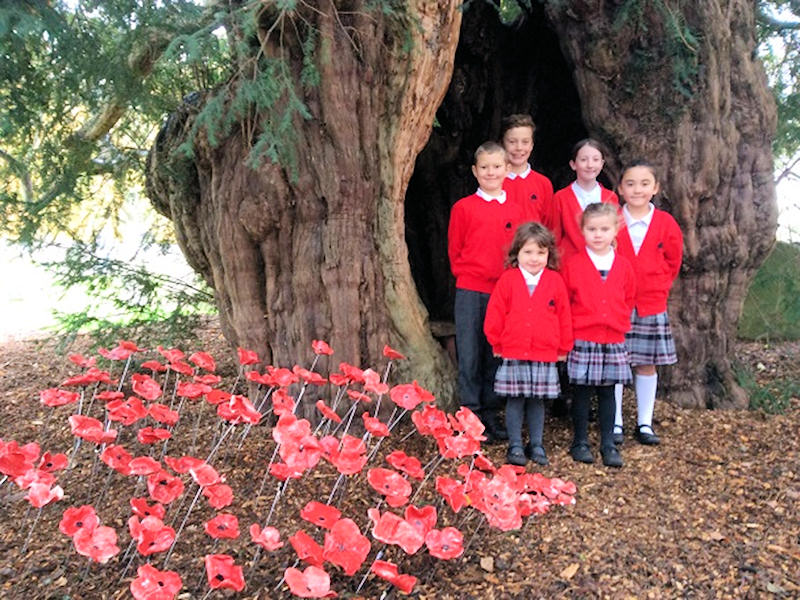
[614,160,683,445]
[552,139,619,263]
[484,222,573,466]
[562,203,635,468]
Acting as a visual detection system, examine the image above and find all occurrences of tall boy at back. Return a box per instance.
[448,142,537,440]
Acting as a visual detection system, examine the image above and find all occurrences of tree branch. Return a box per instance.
[0,148,34,203]
[757,9,800,30]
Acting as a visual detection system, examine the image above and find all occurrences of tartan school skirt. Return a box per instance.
[625,309,677,366]
[494,359,561,399]
[568,340,633,386]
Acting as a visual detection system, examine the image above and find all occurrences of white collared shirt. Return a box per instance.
[571,181,601,211]
[506,164,532,180]
[476,187,506,204]
[586,247,615,271]
[623,203,655,254]
[519,265,543,295]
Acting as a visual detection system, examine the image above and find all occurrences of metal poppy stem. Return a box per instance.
[236,385,275,449]
[354,545,387,593]
[371,360,393,418]
[20,507,42,556]
[273,558,300,591]
[409,454,445,505]
[89,463,115,507]
[116,355,133,392]
[255,445,281,501]
[264,479,288,527]
[118,544,139,584]
[162,485,203,569]
[327,473,346,504]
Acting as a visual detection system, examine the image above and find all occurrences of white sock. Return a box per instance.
[636,373,658,432]
[614,383,623,431]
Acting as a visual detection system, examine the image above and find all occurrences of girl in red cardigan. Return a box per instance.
[552,139,619,263]
[614,161,683,446]
[562,203,635,468]
[484,222,573,466]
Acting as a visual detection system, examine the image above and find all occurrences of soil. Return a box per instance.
[0,324,798,599]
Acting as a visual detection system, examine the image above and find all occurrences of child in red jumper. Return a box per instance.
[562,202,635,467]
[484,222,573,466]
[501,114,554,228]
[552,139,619,263]
[448,142,538,440]
[613,160,683,446]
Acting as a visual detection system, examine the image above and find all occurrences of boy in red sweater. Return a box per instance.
[448,142,537,440]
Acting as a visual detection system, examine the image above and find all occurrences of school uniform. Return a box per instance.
[552,183,619,263]
[503,165,554,229]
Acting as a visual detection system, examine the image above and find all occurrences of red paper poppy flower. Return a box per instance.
[140,360,167,372]
[190,462,221,487]
[205,389,231,405]
[194,374,222,386]
[69,415,117,444]
[138,427,172,444]
[100,444,133,476]
[129,456,163,476]
[217,395,262,424]
[289,530,324,567]
[148,403,179,427]
[189,351,216,372]
[322,518,370,576]
[404,505,437,538]
[131,373,162,401]
[411,404,451,438]
[157,345,184,363]
[293,365,328,385]
[68,353,96,368]
[382,344,406,360]
[300,501,341,530]
[315,400,341,423]
[385,450,424,480]
[39,388,79,407]
[424,527,464,559]
[370,560,417,594]
[367,468,412,500]
[96,390,125,402]
[438,433,481,459]
[362,369,389,395]
[204,513,240,540]
[250,524,283,551]
[453,407,486,441]
[269,461,305,481]
[203,483,234,509]
[130,497,165,520]
[311,339,334,356]
[362,413,390,437]
[59,505,99,537]
[38,451,68,472]
[327,373,348,387]
[62,367,113,387]
[14,467,53,490]
[147,470,185,504]
[0,441,36,478]
[338,362,365,384]
[366,508,424,555]
[237,347,259,366]
[284,565,337,598]
[473,453,497,473]
[245,370,269,385]
[26,482,64,507]
[163,454,203,474]
[130,564,182,600]
[330,435,367,475]
[204,554,245,592]
[435,477,468,513]
[129,515,176,556]
[267,366,299,387]
[169,360,195,376]
[175,381,209,399]
[99,344,133,361]
[73,524,120,563]
[107,397,148,426]
[346,390,371,403]
[271,388,295,416]
[272,413,312,445]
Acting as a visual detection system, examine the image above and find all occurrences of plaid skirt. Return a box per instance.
[568,340,633,386]
[625,309,677,366]
[494,359,561,399]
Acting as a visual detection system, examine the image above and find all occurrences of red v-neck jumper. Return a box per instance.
[503,169,554,228]
[616,209,683,317]
[561,249,636,344]
[552,184,619,263]
[483,268,574,361]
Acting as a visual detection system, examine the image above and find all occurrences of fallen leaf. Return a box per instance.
[480,556,494,572]
[560,563,579,579]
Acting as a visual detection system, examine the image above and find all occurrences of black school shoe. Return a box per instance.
[601,445,623,468]
[613,426,624,446]
[506,446,528,466]
[525,444,549,466]
[569,442,594,464]
[635,425,661,446]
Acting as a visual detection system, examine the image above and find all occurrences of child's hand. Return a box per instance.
[493,353,501,358]
[557,353,567,361]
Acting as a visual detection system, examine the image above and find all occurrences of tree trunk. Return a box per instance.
[542,0,777,408]
[147,2,461,405]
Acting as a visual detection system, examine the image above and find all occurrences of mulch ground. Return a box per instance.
[0,325,798,599]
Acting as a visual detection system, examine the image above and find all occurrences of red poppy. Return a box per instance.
[59,505,99,537]
[131,373,163,401]
[129,515,176,556]
[315,400,341,423]
[189,351,216,372]
[163,454,203,474]
[217,395,262,424]
[269,461,305,481]
[362,369,389,395]
[478,478,522,531]
[141,359,167,372]
[367,468,412,500]
[322,518,370,576]
[157,345,185,363]
[107,397,148,426]
[266,366,299,387]
[327,373,348,387]
[204,554,245,592]
[169,360,195,376]
[284,565,337,598]
[366,508,424,555]
[272,413,312,445]
[312,339,334,356]
[382,344,406,360]
[205,389,231,405]
[98,343,135,361]
[435,477,468,513]
[300,501,341,530]
[289,530,324,567]
[293,365,328,386]
[271,388,295,416]
[15,467,53,490]
[69,415,117,444]
[362,412,390,437]
[62,367,114,387]
[26,482,63,507]
[346,390,371,404]
[250,524,283,551]
[237,347,259,365]
[130,564,182,600]
[190,462,221,487]
[138,427,172,444]
[100,444,133,475]
[68,353,96,368]
[280,435,323,473]
[39,388,79,407]
[424,527,464,559]
[0,440,36,478]
[96,390,124,402]
[38,451,68,472]
[453,407,486,440]
[148,403,179,427]
[404,505,437,538]
[203,483,234,510]
[370,560,417,594]
[550,477,577,496]
[330,435,367,475]
[130,497,166,520]
[338,362,365,384]
[175,381,209,399]
[129,456,163,476]
[147,470,185,504]
[73,524,120,563]
[204,513,240,540]
[411,405,451,438]
[438,433,480,459]
[473,453,497,473]
[385,450,424,480]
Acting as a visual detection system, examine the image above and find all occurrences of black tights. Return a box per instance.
[572,384,615,450]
